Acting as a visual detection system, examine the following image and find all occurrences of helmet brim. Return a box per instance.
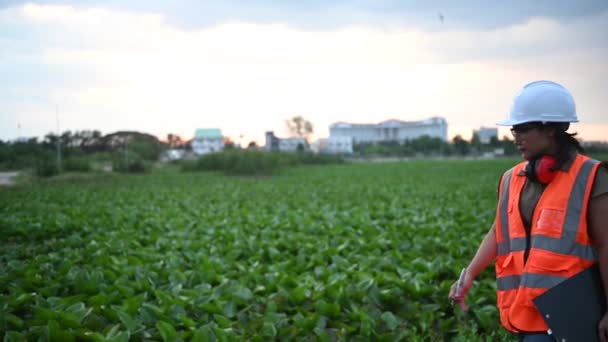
[496,118,525,126]
[496,117,579,126]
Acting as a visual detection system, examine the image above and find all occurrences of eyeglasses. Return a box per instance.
[510,122,543,135]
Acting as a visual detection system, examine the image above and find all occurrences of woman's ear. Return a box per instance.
[543,125,558,137]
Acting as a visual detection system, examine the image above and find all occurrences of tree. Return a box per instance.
[285,116,313,141]
[78,130,103,153]
[103,131,162,161]
[471,133,481,147]
[470,133,481,155]
[452,135,470,156]
[223,137,236,150]
[166,134,183,149]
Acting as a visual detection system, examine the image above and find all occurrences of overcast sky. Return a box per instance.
[1,0,607,145]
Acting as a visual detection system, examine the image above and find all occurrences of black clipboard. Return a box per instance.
[532,264,607,342]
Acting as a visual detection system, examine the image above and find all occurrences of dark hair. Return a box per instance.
[544,122,584,166]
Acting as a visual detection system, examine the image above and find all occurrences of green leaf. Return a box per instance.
[233,286,253,302]
[288,287,309,305]
[316,301,340,318]
[4,313,24,330]
[9,292,33,309]
[213,314,232,329]
[123,293,146,315]
[381,311,399,331]
[58,311,81,329]
[191,325,216,342]
[222,301,236,318]
[261,322,277,337]
[313,327,330,342]
[201,302,223,315]
[107,332,130,342]
[3,331,26,342]
[46,319,75,342]
[156,321,177,342]
[114,308,136,333]
[179,315,197,329]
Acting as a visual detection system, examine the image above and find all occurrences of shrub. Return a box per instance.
[112,154,150,173]
[182,150,343,176]
[295,152,344,165]
[64,157,92,172]
[35,157,59,177]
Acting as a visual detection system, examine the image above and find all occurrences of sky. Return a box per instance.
[1,1,607,146]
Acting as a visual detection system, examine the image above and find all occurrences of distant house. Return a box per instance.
[165,149,186,161]
[311,137,353,154]
[473,126,498,144]
[329,117,448,144]
[191,128,224,155]
[265,131,308,152]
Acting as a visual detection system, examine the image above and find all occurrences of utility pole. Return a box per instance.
[56,104,62,173]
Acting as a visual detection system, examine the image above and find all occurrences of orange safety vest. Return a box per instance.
[494,154,602,333]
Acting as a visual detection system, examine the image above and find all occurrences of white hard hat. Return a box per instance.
[497,80,578,126]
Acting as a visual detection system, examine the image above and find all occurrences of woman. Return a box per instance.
[448,80,608,341]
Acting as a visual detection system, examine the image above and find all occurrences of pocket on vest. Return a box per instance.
[534,207,565,238]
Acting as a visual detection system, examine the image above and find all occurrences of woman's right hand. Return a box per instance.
[448,268,472,312]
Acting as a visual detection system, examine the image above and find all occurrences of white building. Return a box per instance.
[473,127,498,144]
[191,128,224,155]
[164,149,186,161]
[311,137,353,154]
[265,131,308,152]
[329,117,448,143]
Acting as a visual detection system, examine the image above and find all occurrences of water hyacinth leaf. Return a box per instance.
[123,293,146,316]
[9,292,33,309]
[316,301,340,318]
[3,331,25,342]
[191,325,216,342]
[313,327,331,342]
[156,321,177,342]
[261,321,277,337]
[58,311,81,329]
[222,301,237,318]
[179,315,197,329]
[213,314,232,329]
[3,313,24,330]
[381,311,399,331]
[141,303,167,320]
[288,287,309,305]
[107,332,130,342]
[201,302,223,315]
[46,319,75,342]
[114,308,136,333]
[65,302,93,324]
[33,307,57,324]
[232,286,253,303]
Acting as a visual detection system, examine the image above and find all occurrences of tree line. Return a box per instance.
[2,130,606,175]
[353,134,519,157]
[0,130,163,175]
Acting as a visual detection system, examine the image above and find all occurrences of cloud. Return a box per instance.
[0,3,607,143]
[3,0,608,31]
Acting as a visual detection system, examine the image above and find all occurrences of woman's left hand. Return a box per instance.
[599,312,608,342]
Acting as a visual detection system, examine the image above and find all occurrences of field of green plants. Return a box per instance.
[1,159,519,341]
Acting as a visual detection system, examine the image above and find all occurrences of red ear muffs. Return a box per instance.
[525,155,558,184]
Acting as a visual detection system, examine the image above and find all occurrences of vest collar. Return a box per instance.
[516,150,578,177]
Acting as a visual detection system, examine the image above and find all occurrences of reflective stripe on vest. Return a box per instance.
[497,273,568,291]
[497,169,513,256]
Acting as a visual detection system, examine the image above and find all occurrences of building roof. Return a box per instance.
[195,128,222,139]
[330,116,447,128]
